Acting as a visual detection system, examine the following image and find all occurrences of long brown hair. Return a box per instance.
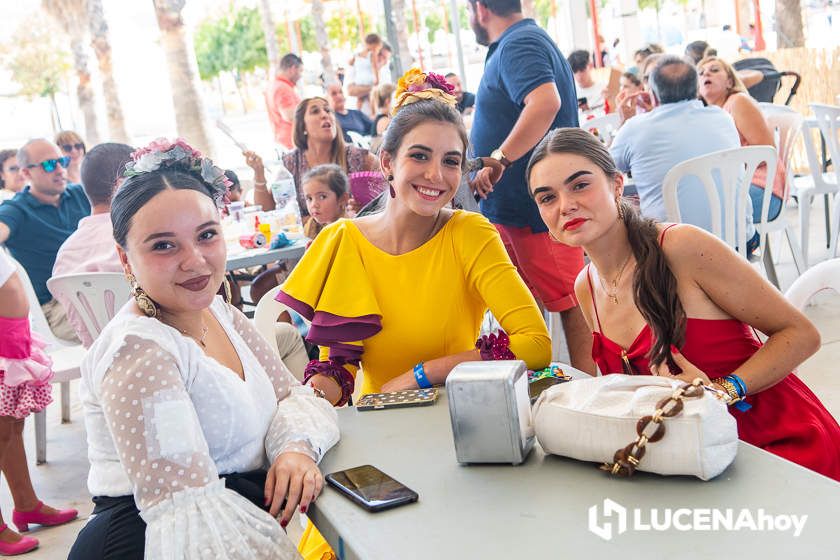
[527,128,686,370]
[293,97,347,171]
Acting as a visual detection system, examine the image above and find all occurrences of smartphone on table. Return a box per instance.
[355,388,438,411]
[325,465,418,512]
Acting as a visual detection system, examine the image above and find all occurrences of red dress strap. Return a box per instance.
[658,223,678,246]
[585,264,604,333]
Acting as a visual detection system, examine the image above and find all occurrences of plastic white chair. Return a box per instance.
[793,104,840,267]
[784,258,840,310]
[253,285,309,381]
[582,113,621,147]
[756,103,806,275]
[46,273,131,347]
[662,146,779,283]
[5,254,87,464]
[346,130,371,150]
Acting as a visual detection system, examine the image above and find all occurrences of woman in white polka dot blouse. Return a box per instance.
[68,140,340,560]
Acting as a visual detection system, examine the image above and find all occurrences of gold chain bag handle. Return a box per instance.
[601,378,707,477]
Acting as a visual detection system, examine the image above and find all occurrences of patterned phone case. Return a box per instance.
[356,388,439,411]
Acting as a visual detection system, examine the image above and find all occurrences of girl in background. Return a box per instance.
[0,251,78,556]
[301,165,350,239]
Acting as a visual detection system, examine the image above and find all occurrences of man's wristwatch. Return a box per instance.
[490,148,512,168]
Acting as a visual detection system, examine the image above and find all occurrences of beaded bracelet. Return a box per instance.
[475,331,516,361]
[303,360,355,406]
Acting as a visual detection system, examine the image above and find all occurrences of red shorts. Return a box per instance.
[494,224,584,312]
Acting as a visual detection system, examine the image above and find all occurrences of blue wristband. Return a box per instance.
[413,362,432,389]
[725,374,752,411]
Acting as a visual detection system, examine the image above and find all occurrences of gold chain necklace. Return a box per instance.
[180,324,209,348]
[597,253,633,305]
[162,316,209,348]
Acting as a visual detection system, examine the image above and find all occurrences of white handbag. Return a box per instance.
[532,374,738,480]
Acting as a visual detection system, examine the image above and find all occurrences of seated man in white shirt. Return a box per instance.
[568,49,607,116]
[609,55,757,253]
[51,143,133,346]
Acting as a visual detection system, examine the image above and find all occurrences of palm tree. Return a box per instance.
[42,0,101,144]
[257,0,279,77]
[87,0,130,142]
[312,0,335,84]
[775,0,805,48]
[391,0,413,71]
[152,0,214,157]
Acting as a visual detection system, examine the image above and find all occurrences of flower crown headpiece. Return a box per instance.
[392,68,458,116]
[124,138,232,209]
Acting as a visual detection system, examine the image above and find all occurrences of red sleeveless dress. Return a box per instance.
[588,227,840,482]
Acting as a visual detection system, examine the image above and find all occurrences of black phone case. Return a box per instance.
[325,469,419,512]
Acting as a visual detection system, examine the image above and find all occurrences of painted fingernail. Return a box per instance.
[280,519,288,528]
[301,505,308,514]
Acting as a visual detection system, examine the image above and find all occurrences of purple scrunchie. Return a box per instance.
[303,359,355,407]
[475,331,516,361]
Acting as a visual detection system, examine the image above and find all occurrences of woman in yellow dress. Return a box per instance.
[278,68,551,404]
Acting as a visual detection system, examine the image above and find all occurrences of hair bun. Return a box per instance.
[392,68,458,115]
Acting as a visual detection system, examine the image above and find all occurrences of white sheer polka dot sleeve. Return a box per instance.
[99,335,300,559]
[229,306,339,463]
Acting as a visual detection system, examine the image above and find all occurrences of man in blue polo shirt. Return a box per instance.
[0,138,90,341]
[467,0,593,373]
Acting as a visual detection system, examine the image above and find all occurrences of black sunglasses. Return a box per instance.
[27,157,71,173]
[61,143,86,153]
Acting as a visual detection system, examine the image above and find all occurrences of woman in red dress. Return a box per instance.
[526,127,840,481]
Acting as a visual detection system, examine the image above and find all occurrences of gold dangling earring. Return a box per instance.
[126,272,159,318]
[616,197,625,221]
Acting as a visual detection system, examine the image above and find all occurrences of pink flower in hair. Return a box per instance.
[426,72,455,94]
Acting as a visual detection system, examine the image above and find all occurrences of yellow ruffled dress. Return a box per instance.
[279,210,551,558]
[278,210,551,393]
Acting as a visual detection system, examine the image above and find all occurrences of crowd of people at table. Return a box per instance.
[0,0,839,557]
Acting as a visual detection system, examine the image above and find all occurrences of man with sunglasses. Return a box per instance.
[0,139,90,342]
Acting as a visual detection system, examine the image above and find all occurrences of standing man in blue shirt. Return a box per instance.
[468,0,593,373]
[0,139,90,341]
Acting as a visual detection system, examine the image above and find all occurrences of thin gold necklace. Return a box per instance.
[597,253,633,305]
[162,316,209,348]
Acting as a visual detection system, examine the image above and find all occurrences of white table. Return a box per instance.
[225,241,305,271]
[310,376,840,559]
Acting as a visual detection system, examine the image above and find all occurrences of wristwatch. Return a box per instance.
[490,148,512,168]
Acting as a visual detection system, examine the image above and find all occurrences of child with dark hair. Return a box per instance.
[223,169,242,202]
[301,164,350,239]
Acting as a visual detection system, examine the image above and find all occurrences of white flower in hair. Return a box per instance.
[124,138,232,208]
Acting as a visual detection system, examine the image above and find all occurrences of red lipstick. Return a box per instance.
[563,218,587,231]
[178,275,211,292]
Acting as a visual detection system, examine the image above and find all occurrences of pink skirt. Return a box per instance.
[0,316,54,419]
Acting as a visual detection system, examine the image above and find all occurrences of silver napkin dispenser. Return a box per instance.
[445,360,534,465]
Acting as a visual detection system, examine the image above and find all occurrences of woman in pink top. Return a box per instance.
[698,56,786,223]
